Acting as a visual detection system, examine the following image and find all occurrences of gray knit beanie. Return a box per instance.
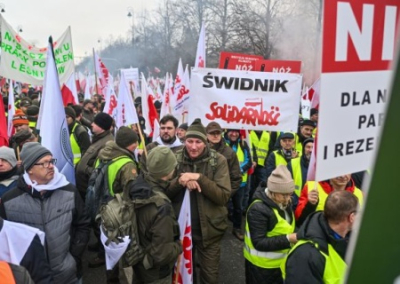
[20,142,52,171]
[267,165,295,194]
[147,146,177,179]
[0,146,17,168]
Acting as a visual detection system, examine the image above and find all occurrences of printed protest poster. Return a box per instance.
[256,59,302,73]
[0,15,74,86]
[218,52,263,71]
[188,67,302,132]
[316,0,400,181]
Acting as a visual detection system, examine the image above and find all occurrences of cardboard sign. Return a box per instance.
[218,52,263,71]
[188,68,302,132]
[316,0,400,181]
[256,60,302,73]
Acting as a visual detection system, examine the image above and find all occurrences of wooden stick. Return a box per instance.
[93,48,99,96]
[174,253,182,284]
[16,145,20,161]
[136,123,147,158]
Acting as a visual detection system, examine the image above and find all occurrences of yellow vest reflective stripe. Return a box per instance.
[69,123,82,165]
[250,131,270,166]
[294,134,303,156]
[306,181,364,212]
[290,157,302,197]
[107,156,132,196]
[273,150,288,167]
[281,240,347,284]
[28,121,36,128]
[227,142,248,183]
[244,200,295,268]
[138,140,144,150]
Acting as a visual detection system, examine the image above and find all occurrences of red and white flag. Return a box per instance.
[173,59,184,100]
[0,93,8,146]
[173,189,193,284]
[94,51,110,95]
[7,80,15,138]
[84,74,92,100]
[61,73,79,106]
[103,75,118,120]
[160,73,172,118]
[174,64,191,124]
[195,23,206,68]
[309,78,320,110]
[140,73,158,136]
[116,72,139,128]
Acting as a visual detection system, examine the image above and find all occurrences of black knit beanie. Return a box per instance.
[93,112,113,131]
[185,118,207,143]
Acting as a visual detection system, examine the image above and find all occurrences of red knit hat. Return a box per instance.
[13,109,29,126]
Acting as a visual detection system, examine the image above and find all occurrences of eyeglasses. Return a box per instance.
[34,159,57,168]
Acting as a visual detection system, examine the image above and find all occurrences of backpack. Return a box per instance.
[96,193,144,267]
[96,186,170,268]
[85,160,113,223]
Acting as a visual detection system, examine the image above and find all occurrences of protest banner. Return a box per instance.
[218,52,263,71]
[121,68,140,96]
[188,68,302,131]
[0,15,74,86]
[255,59,302,73]
[316,0,400,181]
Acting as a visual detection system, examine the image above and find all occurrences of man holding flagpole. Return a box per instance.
[167,119,231,284]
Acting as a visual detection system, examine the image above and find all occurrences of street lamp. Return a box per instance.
[0,3,5,13]
[127,7,134,42]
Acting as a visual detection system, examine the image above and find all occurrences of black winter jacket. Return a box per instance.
[284,212,349,284]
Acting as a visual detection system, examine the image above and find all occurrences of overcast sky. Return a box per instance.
[3,0,159,62]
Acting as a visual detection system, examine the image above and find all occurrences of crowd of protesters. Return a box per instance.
[0,85,366,284]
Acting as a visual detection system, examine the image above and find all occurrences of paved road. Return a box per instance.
[82,220,246,284]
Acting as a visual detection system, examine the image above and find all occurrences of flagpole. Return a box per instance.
[174,254,182,284]
[136,123,148,158]
[93,48,99,96]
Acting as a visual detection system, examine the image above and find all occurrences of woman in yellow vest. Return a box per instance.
[281,191,358,284]
[295,174,363,227]
[244,165,297,284]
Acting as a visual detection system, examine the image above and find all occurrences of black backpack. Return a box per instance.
[85,160,113,223]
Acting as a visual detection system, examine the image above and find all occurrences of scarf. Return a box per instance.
[0,166,18,181]
[23,167,69,193]
[155,136,182,148]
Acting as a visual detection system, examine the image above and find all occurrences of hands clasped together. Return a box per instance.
[179,173,201,192]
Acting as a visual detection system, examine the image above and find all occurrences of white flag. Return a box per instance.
[173,189,193,284]
[160,73,171,118]
[103,75,118,121]
[84,74,92,100]
[116,72,139,128]
[195,23,206,68]
[7,80,15,137]
[37,39,75,184]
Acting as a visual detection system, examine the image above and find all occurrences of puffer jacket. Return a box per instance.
[0,177,91,284]
[167,146,231,248]
[97,140,138,197]
[210,138,242,196]
[75,130,113,196]
[129,174,182,283]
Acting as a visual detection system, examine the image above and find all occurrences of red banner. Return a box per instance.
[218,52,263,71]
[256,60,302,73]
